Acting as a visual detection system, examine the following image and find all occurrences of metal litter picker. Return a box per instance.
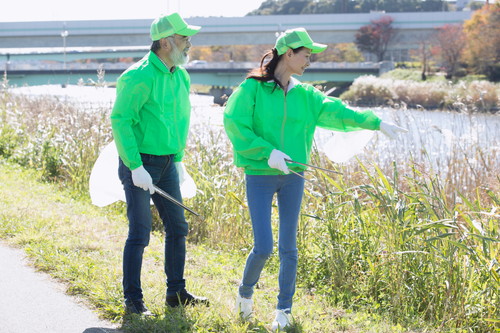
[153,185,200,217]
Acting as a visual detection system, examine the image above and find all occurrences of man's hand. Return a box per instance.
[380,121,408,140]
[268,149,291,174]
[131,165,155,194]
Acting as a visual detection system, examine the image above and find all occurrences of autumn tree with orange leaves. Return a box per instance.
[463,2,500,81]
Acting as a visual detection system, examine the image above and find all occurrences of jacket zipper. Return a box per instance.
[170,74,182,149]
[280,89,287,149]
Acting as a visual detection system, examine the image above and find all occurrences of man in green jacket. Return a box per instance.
[111,13,208,316]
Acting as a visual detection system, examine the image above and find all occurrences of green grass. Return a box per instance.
[0,161,407,332]
[382,68,490,83]
[1,87,499,332]
[381,69,447,82]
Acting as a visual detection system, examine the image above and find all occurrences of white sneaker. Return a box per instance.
[271,308,292,331]
[235,294,253,320]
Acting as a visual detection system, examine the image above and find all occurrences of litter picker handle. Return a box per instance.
[285,159,342,175]
[153,185,200,217]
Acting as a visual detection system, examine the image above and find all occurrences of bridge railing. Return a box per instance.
[1,60,388,72]
[184,61,384,70]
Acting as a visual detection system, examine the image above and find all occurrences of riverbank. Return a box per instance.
[8,72,500,113]
[1,84,498,332]
[339,75,500,112]
[6,83,499,194]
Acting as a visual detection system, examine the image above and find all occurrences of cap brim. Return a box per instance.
[310,42,327,54]
[177,24,201,37]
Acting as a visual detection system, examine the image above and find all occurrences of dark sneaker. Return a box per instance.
[125,299,154,317]
[166,290,210,307]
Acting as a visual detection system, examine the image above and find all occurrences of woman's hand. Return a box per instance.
[380,121,408,140]
[268,149,291,174]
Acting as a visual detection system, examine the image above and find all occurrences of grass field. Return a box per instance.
[0,162,411,332]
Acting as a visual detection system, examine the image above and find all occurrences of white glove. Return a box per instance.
[131,165,155,194]
[380,121,408,140]
[175,162,186,185]
[268,149,290,174]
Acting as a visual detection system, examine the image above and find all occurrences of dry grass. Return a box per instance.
[1,84,498,331]
[341,75,500,111]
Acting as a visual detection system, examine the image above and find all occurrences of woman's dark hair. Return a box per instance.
[247,47,305,89]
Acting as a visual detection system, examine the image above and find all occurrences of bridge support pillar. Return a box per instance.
[209,86,233,106]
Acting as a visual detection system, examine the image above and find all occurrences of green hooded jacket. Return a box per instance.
[223,77,381,175]
[110,51,191,170]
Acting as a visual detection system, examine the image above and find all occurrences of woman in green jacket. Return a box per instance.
[224,28,406,331]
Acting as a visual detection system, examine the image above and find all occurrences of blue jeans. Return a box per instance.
[118,154,188,302]
[239,173,305,310]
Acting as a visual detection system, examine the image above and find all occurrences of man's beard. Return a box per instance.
[170,41,189,66]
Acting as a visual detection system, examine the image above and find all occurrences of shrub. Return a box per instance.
[341,75,499,112]
[340,75,395,106]
[0,91,112,193]
[450,80,500,112]
[392,80,449,109]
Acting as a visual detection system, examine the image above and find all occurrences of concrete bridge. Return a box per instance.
[3,60,388,87]
[1,11,472,61]
[1,11,471,100]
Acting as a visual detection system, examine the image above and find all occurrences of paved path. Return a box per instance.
[0,241,121,333]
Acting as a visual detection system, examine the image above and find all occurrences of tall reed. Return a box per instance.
[0,86,498,330]
[341,75,500,112]
[295,158,498,330]
[0,90,112,196]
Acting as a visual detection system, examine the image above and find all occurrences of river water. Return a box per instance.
[10,85,500,189]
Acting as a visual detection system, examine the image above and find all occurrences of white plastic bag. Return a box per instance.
[89,141,197,207]
[322,130,374,163]
[89,141,125,207]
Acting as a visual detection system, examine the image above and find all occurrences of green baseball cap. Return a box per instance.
[275,27,327,56]
[150,13,201,41]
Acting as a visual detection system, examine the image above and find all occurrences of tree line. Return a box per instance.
[247,0,482,15]
[354,3,499,81]
[187,2,498,81]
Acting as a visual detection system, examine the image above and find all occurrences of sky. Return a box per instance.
[0,0,266,22]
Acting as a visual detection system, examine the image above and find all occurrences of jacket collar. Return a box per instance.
[287,77,301,92]
[265,76,302,92]
[149,51,176,73]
